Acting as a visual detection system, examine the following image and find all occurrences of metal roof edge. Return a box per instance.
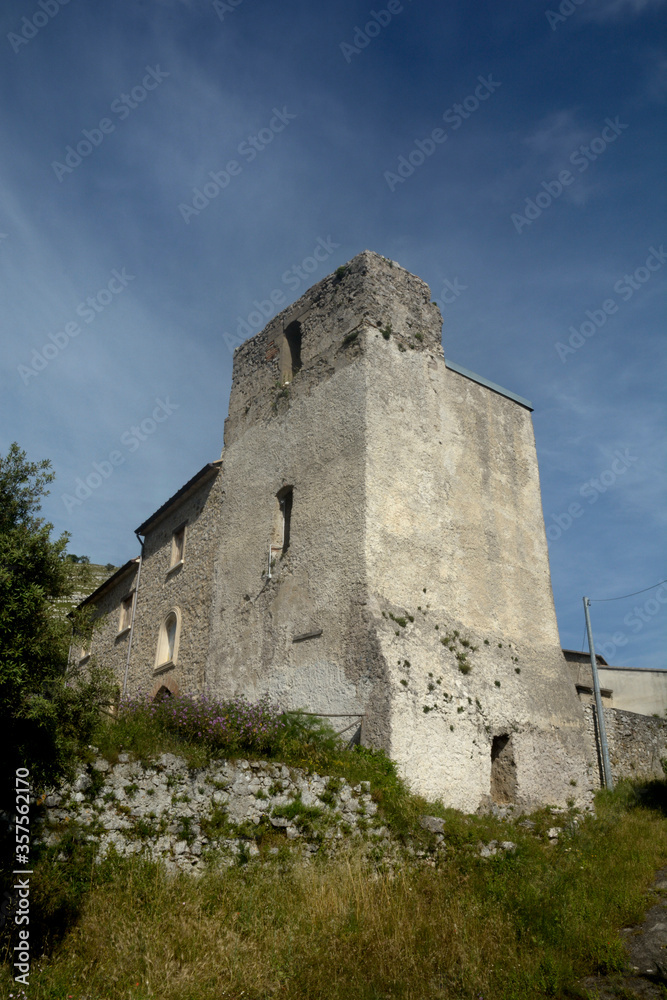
[135,460,222,535]
[597,665,667,674]
[446,360,533,411]
[78,557,140,608]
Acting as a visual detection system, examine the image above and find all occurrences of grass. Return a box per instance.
[2,698,666,998]
[1,780,666,999]
[88,694,436,844]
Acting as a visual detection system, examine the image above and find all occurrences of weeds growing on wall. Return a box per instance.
[118,691,287,755]
[90,693,425,839]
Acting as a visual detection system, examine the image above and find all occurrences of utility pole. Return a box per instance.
[583,597,614,790]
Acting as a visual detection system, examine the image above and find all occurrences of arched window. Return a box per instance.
[154,685,172,702]
[155,609,180,670]
[281,321,302,382]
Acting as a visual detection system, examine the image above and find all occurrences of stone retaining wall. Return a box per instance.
[583,705,667,783]
[37,754,382,873]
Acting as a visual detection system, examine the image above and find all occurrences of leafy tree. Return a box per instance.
[0,443,113,806]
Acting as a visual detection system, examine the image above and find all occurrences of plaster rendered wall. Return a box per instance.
[208,253,445,746]
[598,668,667,717]
[360,304,593,811]
[82,563,139,688]
[126,471,224,698]
[208,354,390,740]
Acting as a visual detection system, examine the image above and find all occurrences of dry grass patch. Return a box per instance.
[2,781,666,1000]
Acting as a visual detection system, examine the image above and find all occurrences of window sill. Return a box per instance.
[166,560,184,578]
[78,654,91,665]
[154,660,176,675]
[115,627,131,641]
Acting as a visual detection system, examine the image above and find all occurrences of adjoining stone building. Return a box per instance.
[78,251,662,812]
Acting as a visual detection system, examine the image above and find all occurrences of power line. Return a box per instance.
[589,578,667,603]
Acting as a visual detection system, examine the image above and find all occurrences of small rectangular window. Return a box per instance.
[118,594,134,633]
[170,524,186,569]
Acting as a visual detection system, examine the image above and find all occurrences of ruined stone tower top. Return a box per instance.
[224,251,444,447]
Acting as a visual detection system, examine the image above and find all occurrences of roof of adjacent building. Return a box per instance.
[562,648,609,666]
[78,460,223,609]
[135,460,222,535]
[78,557,139,608]
[446,361,533,411]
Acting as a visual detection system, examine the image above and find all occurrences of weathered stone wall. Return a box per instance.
[224,251,441,449]
[583,704,667,783]
[37,754,381,874]
[78,561,139,687]
[208,251,593,811]
[127,468,224,697]
[208,351,383,735]
[80,251,654,814]
[84,468,224,699]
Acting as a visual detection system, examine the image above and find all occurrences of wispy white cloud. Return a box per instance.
[583,0,666,22]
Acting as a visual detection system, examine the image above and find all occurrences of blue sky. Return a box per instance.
[1,0,665,667]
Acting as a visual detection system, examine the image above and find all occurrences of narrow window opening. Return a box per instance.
[279,487,293,552]
[170,524,186,568]
[77,630,92,663]
[118,593,134,633]
[270,486,293,566]
[490,733,517,804]
[281,321,302,381]
[165,614,177,661]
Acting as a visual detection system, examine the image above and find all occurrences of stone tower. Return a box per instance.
[207,250,594,811]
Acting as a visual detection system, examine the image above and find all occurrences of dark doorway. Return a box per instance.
[490,734,517,803]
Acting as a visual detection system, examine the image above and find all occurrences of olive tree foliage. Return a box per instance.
[0,443,113,803]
